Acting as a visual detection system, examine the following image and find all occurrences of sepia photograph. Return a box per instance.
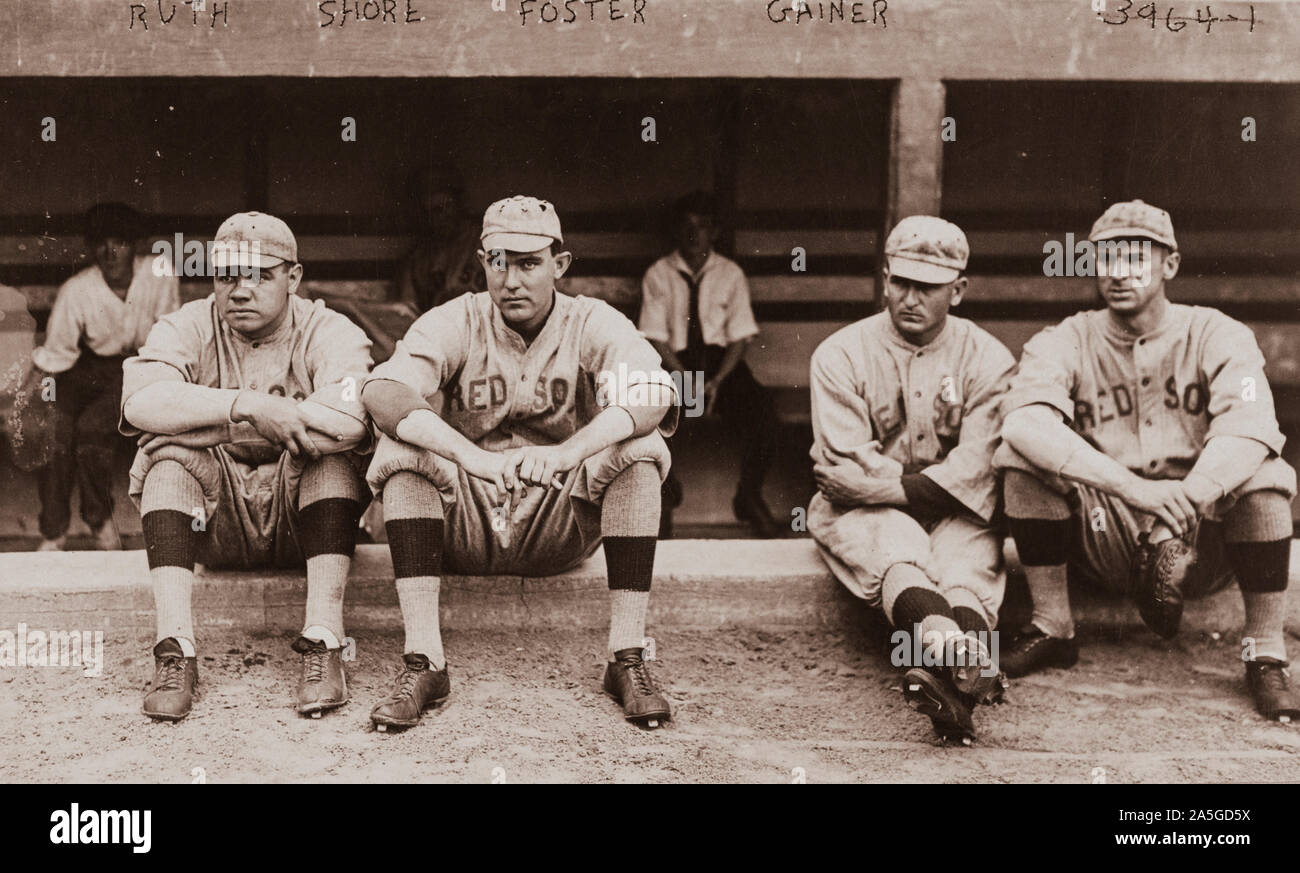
[1,0,1298,822]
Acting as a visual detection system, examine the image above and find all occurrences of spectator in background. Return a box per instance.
[639,192,781,538]
[22,203,179,550]
[395,169,486,313]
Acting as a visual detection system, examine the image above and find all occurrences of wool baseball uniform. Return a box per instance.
[121,292,375,568]
[364,289,679,575]
[997,201,1298,703]
[809,311,1016,626]
[994,303,1297,590]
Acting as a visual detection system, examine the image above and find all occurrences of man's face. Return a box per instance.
[92,236,135,287]
[214,261,301,339]
[1095,238,1179,316]
[675,212,716,260]
[883,268,966,345]
[478,245,572,333]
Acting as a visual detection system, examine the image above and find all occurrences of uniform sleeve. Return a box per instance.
[365,297,469,399]
[637,264,672,346]
[919,337,1016,523]
[724,267,760,345]
[29,278,83,375]
[118,307,206,436]
[808,340,876,465]
[1000,322,1079,421]
[304,307,375,428]
[1200,316,1285,455]
[583,301,679,438]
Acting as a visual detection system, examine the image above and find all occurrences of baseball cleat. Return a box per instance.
[903,667,975,745]
[1245,658,1300,723]
[1000,626,1079,678]
[369,653,450,731]
[603,647,672,727]
[143,637,199,722]
[946,633,1005,705]
[1129,528,1197,639]
[292,636,348,718]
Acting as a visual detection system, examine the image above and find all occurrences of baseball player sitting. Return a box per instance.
[995,200,1300,723]
[808,216,1015,744]
[121,213,375,722]
[361,195,679,731]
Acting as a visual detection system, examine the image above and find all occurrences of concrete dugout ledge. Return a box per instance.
[0,541,1298,639]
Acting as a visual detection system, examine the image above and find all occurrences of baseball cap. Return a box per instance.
[210,211,297,269]
[884,215,969,285]
[481,195,563,253]
[1088,200,1177,251]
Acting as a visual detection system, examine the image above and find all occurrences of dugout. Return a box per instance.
[1,0,1297,541]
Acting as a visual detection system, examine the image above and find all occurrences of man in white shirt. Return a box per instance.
[639,192,780,537]
[23,203,179,550]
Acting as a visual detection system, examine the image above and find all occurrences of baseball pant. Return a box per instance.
[1002,466,1292,597]
[807,491,1006,629]
[367,431,672,575]
[130,443,370,569]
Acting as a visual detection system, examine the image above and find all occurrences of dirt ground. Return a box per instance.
[4,622,1300,784]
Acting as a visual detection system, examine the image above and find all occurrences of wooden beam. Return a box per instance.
[879,77,945,304]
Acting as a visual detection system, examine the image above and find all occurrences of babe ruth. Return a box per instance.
[361,195,679,731]
[807,216,1015,743]
[120,212,375,722]
[995,200,1300,722]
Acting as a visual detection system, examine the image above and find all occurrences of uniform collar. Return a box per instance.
[223,294,301,347]
[882,310,952,352]
[1101,300,1183,346]
[491,289,566,350]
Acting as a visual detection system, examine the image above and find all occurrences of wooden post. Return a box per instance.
[878,79,946,308]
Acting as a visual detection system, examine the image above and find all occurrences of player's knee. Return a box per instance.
[608,459,660,497]
[1224,489,1293,543]
[1003,468,1071,520]
[380,470,445,521]
[300,454,367,507]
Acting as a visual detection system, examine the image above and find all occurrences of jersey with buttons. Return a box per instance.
[368,291,678,453]
[996,304,1291,491]
[810,311,1015,522]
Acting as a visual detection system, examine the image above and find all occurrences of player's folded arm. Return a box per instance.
[917,347,1016,522]
[120,362,242,437]
[361,377,435,440]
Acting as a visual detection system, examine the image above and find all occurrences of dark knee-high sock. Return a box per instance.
[601,462,659,656]
[1225,494,1293,662]
[1004,470,1075,639]
[383,472,446,668]
[882,562,960,661]
[141,459,206,655]
[298,458,365,646]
